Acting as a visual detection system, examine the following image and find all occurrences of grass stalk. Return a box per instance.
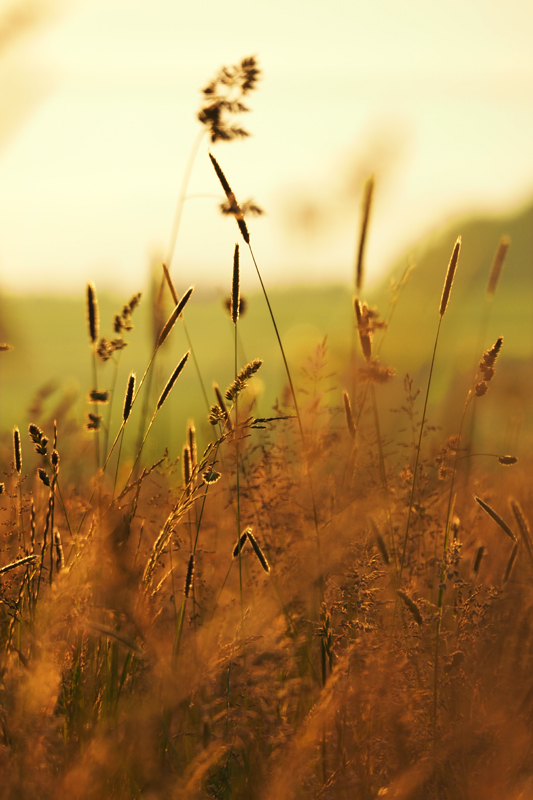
[398,237,461,586]
[369,384,397,574]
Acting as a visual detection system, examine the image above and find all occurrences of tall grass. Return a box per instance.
[0,56,530,800]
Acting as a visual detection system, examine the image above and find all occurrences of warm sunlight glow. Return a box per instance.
[0,0,532,294]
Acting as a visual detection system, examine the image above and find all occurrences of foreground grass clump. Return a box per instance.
[0,55,532,800]
[0,243,531,800]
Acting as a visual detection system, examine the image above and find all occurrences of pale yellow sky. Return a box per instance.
[0,0,532,294]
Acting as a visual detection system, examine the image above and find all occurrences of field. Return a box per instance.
[0,56,533,800]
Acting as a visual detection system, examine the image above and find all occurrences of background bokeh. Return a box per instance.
[0,0,532,294]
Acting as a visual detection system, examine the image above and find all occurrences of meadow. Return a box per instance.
[0,56,532,799]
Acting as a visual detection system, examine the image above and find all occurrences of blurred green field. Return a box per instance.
[1,197,532,466]
[0,281,353,464]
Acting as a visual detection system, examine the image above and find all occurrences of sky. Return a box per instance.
[0,0,532,295]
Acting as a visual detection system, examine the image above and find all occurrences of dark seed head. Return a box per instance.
[87,282,99,344]
[439,237,461,318]
[38,468,50,487]
[13,428,21,474]
[123,372,136,422]
[231,244,240,325]
[232,530,249,559]
[184,555,195,598]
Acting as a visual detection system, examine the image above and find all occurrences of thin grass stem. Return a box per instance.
[398,317,442,586]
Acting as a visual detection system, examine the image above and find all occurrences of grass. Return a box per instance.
[0,56,532,800]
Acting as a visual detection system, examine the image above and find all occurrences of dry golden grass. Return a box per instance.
[0,54,531,800]
[0,296,530,799]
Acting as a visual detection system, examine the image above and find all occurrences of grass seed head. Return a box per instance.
[28,424,47,455]
[96,337,128,362]
[87,282,99,344]
[375,532,390,566]
[225,359,263,402]
[188,421,197,470]
[232,530,249,559]
[342,391,357,440]
[161,263,179,305]
[156,352,190,411]
[397,590,422,625]
[123,372,136,422]
[503,542,519,584]
[157,287,194,348]
[183,445,192,496]
[510,500,533,566]
[498,455,517,465]
[231,243,240,325]
[209,152,232,196]
[358,358,395,384]
[198,56,260,143]
[37,467,50,487]
[209,153,250,243]
[184,554,195,597]
[89,390,109,404]
[439,236,461,318]
[354,298,373,361]
[203,468,221,484]
[510,500,531,540]
[356,175,374,292]
[213,384,232,430]
[208,404,226,427]
[86,413,102,431]
[13,427,21,474]
[487,235,510,298]
[54,529,65,572]
[473,545,486,575]
[479,336,503,381]
[247,530,270,573]
[224,294,247,318]
[354,296,363,326]
[475,495,516,541]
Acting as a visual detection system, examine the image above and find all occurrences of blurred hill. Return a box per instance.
[369,197,533,451]
[372,197,533,384]
[0,197,532,462]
